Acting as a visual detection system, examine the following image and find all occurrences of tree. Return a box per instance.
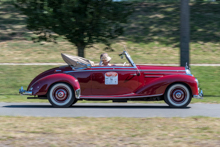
[15,0,133,57]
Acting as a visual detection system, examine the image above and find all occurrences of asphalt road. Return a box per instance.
[0,102,220,117]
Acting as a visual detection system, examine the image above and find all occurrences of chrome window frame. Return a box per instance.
[124,51,137,68]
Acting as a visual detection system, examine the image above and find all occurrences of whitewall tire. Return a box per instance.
[48,83,75,107]
[164,83,192,108]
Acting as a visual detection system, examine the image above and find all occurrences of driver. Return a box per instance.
[99,53,112,66]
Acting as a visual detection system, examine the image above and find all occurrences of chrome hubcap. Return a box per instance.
[53,87,69,102]
[171,88,186,102]
[175,92,182,98]
[56,90,67,100]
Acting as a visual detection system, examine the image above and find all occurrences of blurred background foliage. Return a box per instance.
[13,0,133,57]
[1,0,220,47]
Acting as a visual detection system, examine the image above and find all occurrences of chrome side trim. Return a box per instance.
[19,86,32,95]
[80,93,163,99]
[91,66,136,69]
[64,69,137,73]
[81,93,135,97]
[140,70,185,72]
[144,73,185,75]
[145,76,163,78]
[64,69,185,73]
[75,89,81,99]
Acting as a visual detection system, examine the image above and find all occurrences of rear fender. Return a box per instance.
[31,73,80,96]
[136,75,198,96]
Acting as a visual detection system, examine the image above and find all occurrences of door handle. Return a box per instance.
[130,74,137,76]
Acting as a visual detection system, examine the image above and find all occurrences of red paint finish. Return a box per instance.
[91,67,140,95]
[26,64,199,99]
[27,65,72,91]
[137,65,186,71]
[67,68,92,95]
[32,73,80,96]
[135,74,198,96]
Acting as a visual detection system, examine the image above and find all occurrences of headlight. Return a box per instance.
[186,69,193,76]
[195,78,199,86]
[186,69,191,75]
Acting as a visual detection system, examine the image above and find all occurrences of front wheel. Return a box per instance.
[48,83,75,108]
[164,83,192,108]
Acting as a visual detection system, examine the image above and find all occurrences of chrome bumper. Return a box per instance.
[19,86,32,95]
[75,89,81,99]
[193,88,203,99]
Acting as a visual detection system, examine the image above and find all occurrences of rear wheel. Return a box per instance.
[164,83,192,108]
[48,83,75,108]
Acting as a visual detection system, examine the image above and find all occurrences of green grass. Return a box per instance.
[191,66,220,96]
[0,65,219,103]
[0,40,220,64]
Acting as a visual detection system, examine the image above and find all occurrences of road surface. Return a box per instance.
[0,102,219,117]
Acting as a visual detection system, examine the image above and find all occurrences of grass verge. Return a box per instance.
[1,40,220,64]
[0,65,219,103]
[0,116,220,146]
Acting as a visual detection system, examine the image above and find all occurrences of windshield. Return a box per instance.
[120,51,136,68]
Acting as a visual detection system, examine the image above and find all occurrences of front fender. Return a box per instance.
[136,75,198,96]
[31,73,80,96]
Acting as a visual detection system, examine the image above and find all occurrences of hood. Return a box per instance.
[137,65,186,74]
[137,65,185,71]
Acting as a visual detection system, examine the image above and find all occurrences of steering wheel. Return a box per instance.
[123,62,126,66]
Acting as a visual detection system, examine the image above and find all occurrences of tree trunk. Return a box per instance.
[77,44,85,57]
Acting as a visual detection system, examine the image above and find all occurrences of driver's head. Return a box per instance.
[100,53,108,59]
[101,54,111,62]
[100,53,111,65]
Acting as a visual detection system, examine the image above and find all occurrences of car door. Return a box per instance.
[91,66,140,95]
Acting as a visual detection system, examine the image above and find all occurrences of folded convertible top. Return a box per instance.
[61,53,94,68]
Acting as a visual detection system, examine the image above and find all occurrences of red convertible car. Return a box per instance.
[19,50,203,108]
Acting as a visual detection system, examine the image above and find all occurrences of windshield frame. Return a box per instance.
[123,51,137,68]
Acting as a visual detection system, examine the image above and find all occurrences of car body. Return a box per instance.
[19,50,203,108]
